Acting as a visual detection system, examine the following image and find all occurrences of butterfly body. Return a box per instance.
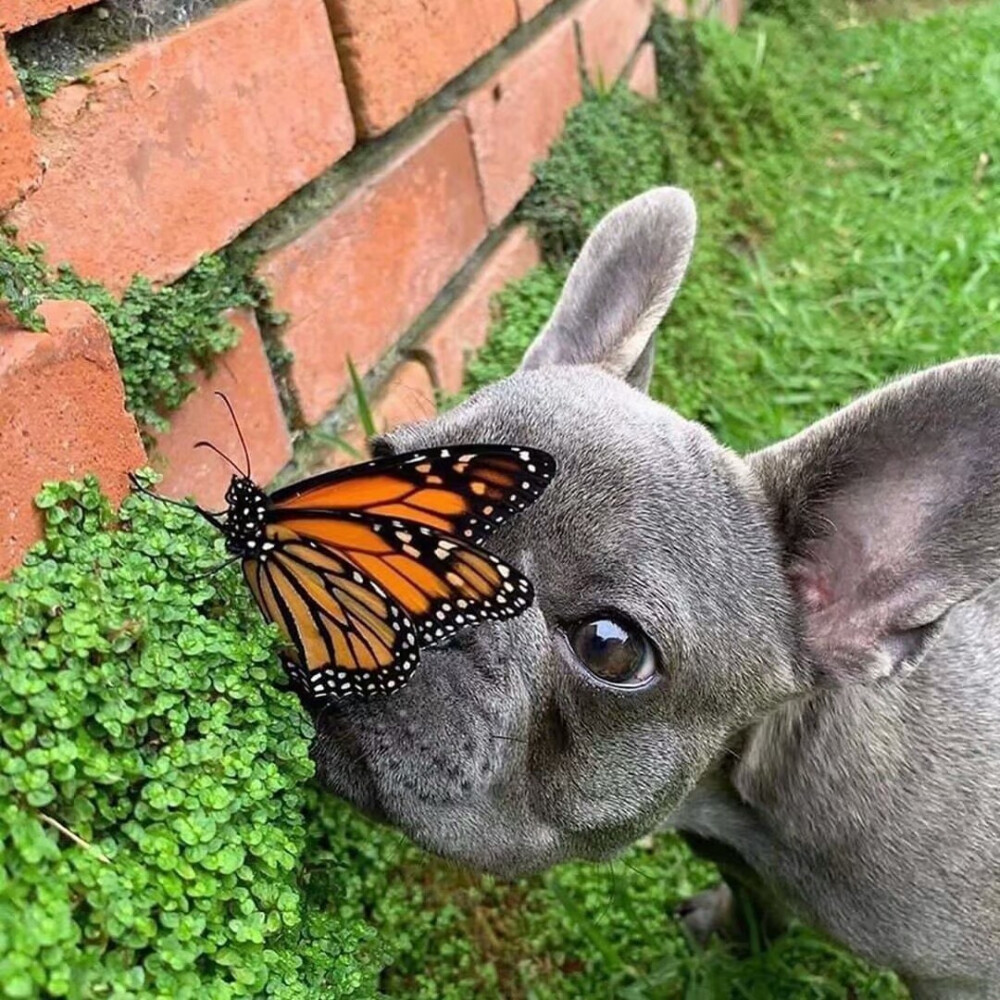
[220,477,273,559]
[186,444,555,701]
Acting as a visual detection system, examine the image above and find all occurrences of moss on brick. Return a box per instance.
[4,51,61,113]
[463,263,567,396]
[0,232,268,436]
[7,0,236,90]
[520,85,676,263]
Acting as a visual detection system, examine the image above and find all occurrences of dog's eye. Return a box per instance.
[567,615,656,686]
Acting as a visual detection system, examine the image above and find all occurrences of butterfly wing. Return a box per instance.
[242,526,419,699]
[267,445,555,545]
[238,444,552,700]
[266,511,535,648]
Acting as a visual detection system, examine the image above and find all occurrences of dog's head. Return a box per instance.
[312,188,1000,875]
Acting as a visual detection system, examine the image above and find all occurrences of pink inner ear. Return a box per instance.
[788,562,834,612]
[786,538,900,681]
[787,557,874,680]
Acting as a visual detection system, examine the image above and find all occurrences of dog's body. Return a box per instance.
[314,189,1000,999]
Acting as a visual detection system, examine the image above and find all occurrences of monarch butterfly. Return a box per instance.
[131,395,554,701]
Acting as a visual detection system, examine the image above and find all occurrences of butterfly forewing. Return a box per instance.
[267,445,555,544]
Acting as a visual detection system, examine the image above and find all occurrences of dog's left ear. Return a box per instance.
[520,187,696,392]
[752,359,1000,685]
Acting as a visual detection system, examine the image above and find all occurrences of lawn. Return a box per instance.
[369,1,999,997]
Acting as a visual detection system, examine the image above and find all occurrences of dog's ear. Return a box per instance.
[520,187,696,391]
[752,359,1000,685]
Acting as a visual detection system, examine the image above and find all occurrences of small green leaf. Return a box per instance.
[347,356,377,438]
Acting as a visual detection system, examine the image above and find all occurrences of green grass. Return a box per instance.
[381,2,1000,997]
[650,2,1000,453]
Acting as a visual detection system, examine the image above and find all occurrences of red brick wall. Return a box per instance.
[0,0,742,573]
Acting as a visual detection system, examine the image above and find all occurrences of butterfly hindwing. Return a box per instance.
[267,444,555,545]
[263,511,535,650]
[244,526,419,699]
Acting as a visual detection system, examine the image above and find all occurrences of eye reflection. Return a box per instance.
[568,615,657,685]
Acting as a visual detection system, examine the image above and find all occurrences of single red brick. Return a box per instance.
[0,38,40,210]
[575,0,653,87]
[259,112,487,425]
[516,0,556,21]
[423,225,540,395]
[149,309,292,508]
[7,0,355,293]
[627,42,658,100]
[0,300,146,578]
[1,0,98,31]
[325,0,518,136]
[462,17,581,225]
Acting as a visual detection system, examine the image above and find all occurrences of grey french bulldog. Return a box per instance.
[313,188,1000,999]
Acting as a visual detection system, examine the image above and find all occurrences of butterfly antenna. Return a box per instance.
[214,391,252,478]
[128,472,197,511]
[194,439,247,478]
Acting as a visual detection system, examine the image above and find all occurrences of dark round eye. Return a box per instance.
[567,616,657,686]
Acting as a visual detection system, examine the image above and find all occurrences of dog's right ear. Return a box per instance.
[752,358,1000,687]
[520,187,696,392]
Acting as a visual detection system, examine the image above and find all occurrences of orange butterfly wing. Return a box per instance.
[267,445,555,542]
[265,513,534,648]
[239,445,554,700]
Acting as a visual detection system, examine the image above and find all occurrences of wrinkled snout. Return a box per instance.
[312,655,508,814]
[309,627,565,874]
